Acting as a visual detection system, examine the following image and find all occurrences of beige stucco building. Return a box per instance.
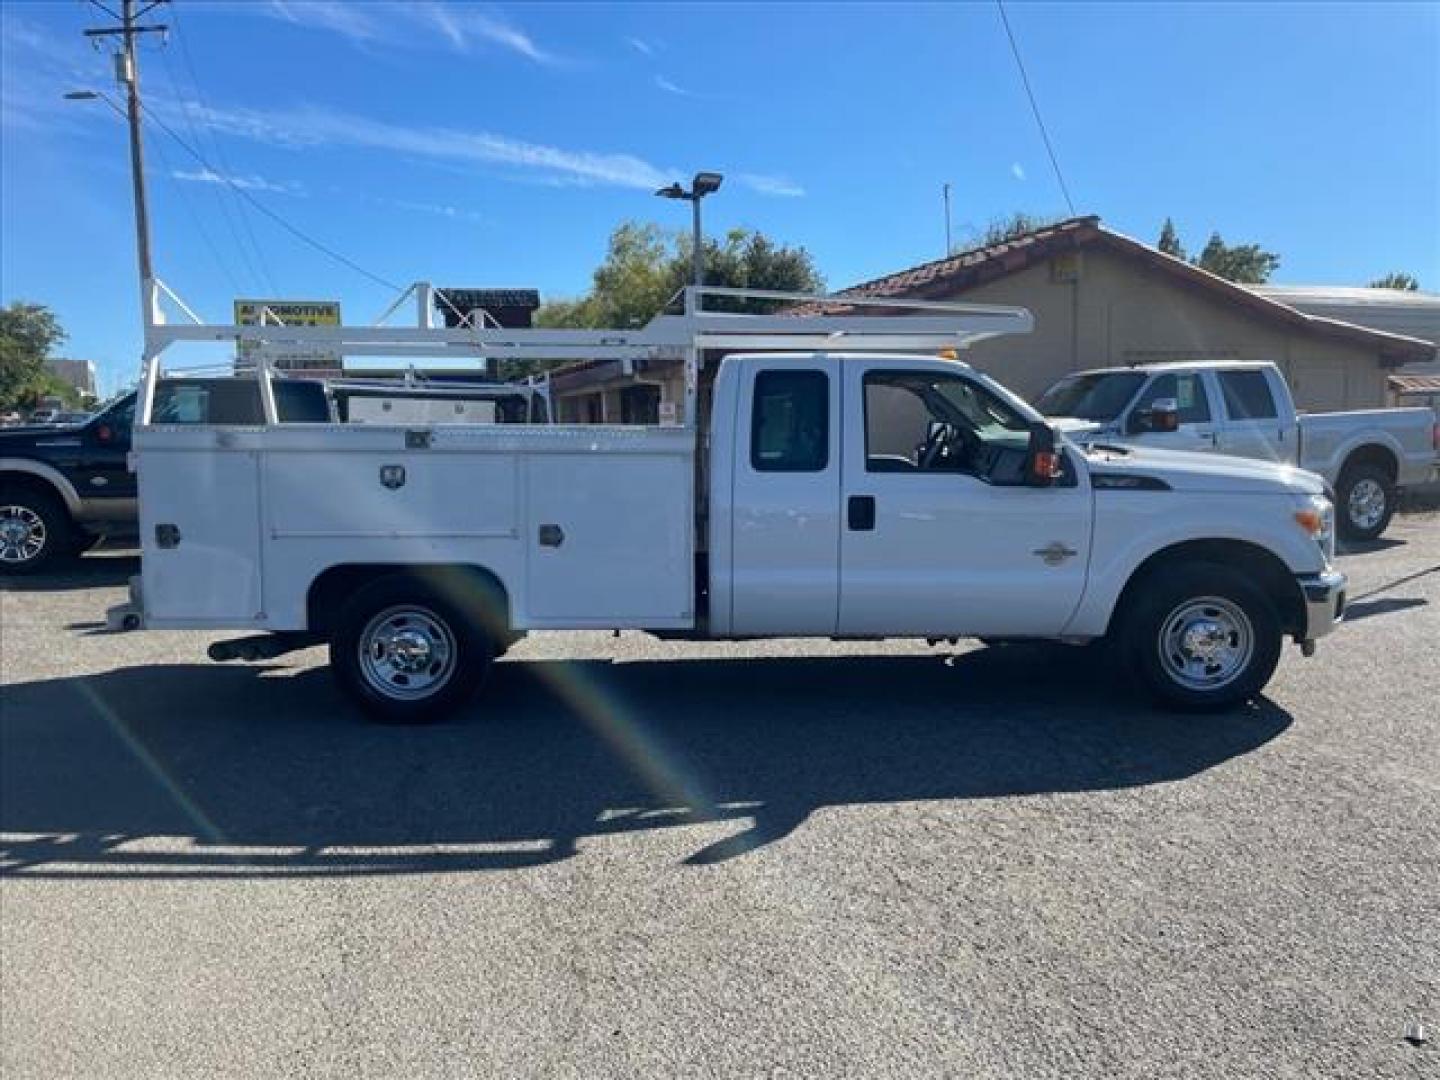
[546,216,1435,421]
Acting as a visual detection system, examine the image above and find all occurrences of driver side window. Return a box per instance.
[1135,372,1210,424]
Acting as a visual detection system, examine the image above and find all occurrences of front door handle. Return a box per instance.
[848,495,876,531]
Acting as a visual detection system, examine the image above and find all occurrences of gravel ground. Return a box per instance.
[2,514,1437,1078]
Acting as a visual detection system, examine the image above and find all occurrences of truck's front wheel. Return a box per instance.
[330,576,493,723]
[1121,564,1282,711]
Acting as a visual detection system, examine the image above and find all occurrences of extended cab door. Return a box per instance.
[838,362,1092,638]
[1213,367,1298,464]
[726,357,842,635]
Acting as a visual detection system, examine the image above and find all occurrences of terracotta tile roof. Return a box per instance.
[804,216,1435,366]
[837,215,1102,300]
[1389,374,1440,395]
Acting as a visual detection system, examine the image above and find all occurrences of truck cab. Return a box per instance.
[1036,360,1438,539]
[709,354,1092,640]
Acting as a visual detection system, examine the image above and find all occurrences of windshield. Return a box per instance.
[1035,372,1145,421]
[934,376,1032,445]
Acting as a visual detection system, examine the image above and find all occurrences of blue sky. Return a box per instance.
[2,1,1437,395]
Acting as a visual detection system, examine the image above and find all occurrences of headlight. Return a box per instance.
[1294,496,1335,561]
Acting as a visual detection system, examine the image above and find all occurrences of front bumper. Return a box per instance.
[1297,569,1346,645]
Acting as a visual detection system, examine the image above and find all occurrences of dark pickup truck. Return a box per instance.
[0,377,329,574]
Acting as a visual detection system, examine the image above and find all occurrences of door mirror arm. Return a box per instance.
[1127,398,1180,435]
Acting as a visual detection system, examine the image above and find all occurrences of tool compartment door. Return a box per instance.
[524,439,693,627]
[137,435,263,626]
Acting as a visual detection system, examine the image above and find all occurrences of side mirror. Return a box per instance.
[1025,422,1063,487]
[1128,397,1180,434]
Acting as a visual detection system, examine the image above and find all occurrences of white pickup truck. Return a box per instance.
[1035,361,1438,541]
[111,291,1346,722]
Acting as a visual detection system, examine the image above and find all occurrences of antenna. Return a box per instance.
[943,183,953,256]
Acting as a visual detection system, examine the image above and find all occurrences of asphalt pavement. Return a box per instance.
[2,515,1437,1078]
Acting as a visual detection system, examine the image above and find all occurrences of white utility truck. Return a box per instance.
[1035,361,1438,541]
[111,288,1346,721]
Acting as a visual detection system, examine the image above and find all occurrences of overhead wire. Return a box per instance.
[138,97,403,293]
[154,35,267,294]
[143,113,246,296]
[995,0,1077,216]
[164,1,280,294]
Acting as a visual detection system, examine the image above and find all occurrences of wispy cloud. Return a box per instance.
[167,99,675,190]
[654,75,692,97]
[1,14,113,133]
[266,0,382,44]
[738,173,806,198]
[627,36,656,56]
[257,1,557,64]
[172,167,303,196]
[380,197,484,224]
[1011,162,1026,181]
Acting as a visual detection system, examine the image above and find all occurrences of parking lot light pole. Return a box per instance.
[655,171,724,289]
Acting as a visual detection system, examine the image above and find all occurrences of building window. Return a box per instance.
[751,370,828,472]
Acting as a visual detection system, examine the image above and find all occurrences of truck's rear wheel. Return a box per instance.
[1336,463,1394,542]
[1121,563,1282,712]
[0,486,73,575]
[330,576,493,723]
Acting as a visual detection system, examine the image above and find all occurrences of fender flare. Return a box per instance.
[0,457,83,516]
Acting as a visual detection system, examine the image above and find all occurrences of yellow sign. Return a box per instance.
[233,299,342,371]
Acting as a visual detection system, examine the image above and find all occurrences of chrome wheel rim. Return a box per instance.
[357,605,457,701]
[1347,478,1386,531]
[1158,596,1254,691]
[0,505,46,564]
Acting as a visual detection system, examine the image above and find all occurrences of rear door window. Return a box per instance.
[751,370,829,472]
[1218,370,1278,420]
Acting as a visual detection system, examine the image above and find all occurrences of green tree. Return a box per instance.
[1157,217,1186,260]
[1192,232,1280,284]
[0,301,76,411]
[977,211,1063,247]
[536,220,824,330]
[1368,272,1420,291]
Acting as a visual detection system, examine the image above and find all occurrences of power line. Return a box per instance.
[143,116,247,296]
[995,0,1077,216]
[156,39,266,293]
[165,1,280,295]
[137,97,403,293]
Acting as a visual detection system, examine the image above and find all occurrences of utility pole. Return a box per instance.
[943,182,953,257]
[84,1,168,328]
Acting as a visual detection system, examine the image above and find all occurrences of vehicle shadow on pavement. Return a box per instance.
[0,554,140,593]
[0,645,1291,876]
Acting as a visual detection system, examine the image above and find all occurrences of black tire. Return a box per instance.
[0,485,74,575]
[1336,463,1394,542]
[1120,562,1283,712]
[329,575,494,724]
